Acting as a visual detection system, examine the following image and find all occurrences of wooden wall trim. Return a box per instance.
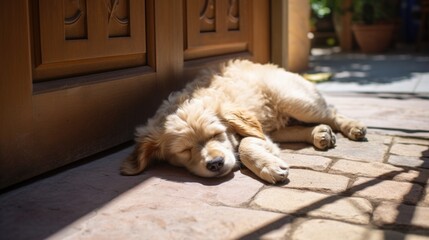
[270,0,310,72]
[270,0,288,68]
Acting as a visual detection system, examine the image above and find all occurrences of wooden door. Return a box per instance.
[0,0,269,189]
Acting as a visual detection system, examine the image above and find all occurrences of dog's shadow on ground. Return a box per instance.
[150,162,236,186]
[151,162,292,186]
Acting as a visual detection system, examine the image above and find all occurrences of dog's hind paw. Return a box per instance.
[312,124,336,150]
[348,124,367,141]
[260,161,290,184]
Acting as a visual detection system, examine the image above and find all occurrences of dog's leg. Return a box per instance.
[282,102,366,142]
[292,109,366,142]
[270,125,336,150]
[323,113,367,141]
[239,136,289,184]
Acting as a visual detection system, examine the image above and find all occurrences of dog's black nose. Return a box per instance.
[206,157,224,172]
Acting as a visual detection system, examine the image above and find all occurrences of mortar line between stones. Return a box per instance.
[325,157,340,173]
[240,184,271,208]
[383,135,396,164]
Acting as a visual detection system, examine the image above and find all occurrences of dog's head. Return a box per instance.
[121,99,265,178]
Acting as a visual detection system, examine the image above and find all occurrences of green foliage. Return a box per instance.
[352,0,399,25]
[311,0,334,19]
[311,0,347,18]
[311,0,399,24]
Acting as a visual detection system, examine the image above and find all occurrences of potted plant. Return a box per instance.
[351,0,399,53]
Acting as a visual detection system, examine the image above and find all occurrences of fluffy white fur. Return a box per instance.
[121,60,366,183]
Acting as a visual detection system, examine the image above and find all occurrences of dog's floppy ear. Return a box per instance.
[120,128,162,175]
[223,110,266,140]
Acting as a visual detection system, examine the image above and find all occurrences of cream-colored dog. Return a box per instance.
[121,60,366,183]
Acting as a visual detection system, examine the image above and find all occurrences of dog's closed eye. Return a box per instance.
[172,148,192,165]
[212,132,226,141]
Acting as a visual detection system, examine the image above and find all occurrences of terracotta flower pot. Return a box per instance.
[352,24,395,53]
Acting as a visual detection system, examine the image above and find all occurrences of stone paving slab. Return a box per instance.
[388,155,429,169]
[390,143,429,158]
[281,169,350,193]
[279,153,332,171]
[350,177,424,204]
[373,202,429,229]
[330,160,429,184]
[252,188,372,224]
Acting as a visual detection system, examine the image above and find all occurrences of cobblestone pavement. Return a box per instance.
[1,93,429,240]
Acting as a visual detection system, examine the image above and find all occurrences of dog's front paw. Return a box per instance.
[259,161,290,184]
[312,124,336,150]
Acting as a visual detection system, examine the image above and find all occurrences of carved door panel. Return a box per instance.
[184,0,250,59]
[183,0,269,62]
[0,0,269,188]
[34,0,148,81]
